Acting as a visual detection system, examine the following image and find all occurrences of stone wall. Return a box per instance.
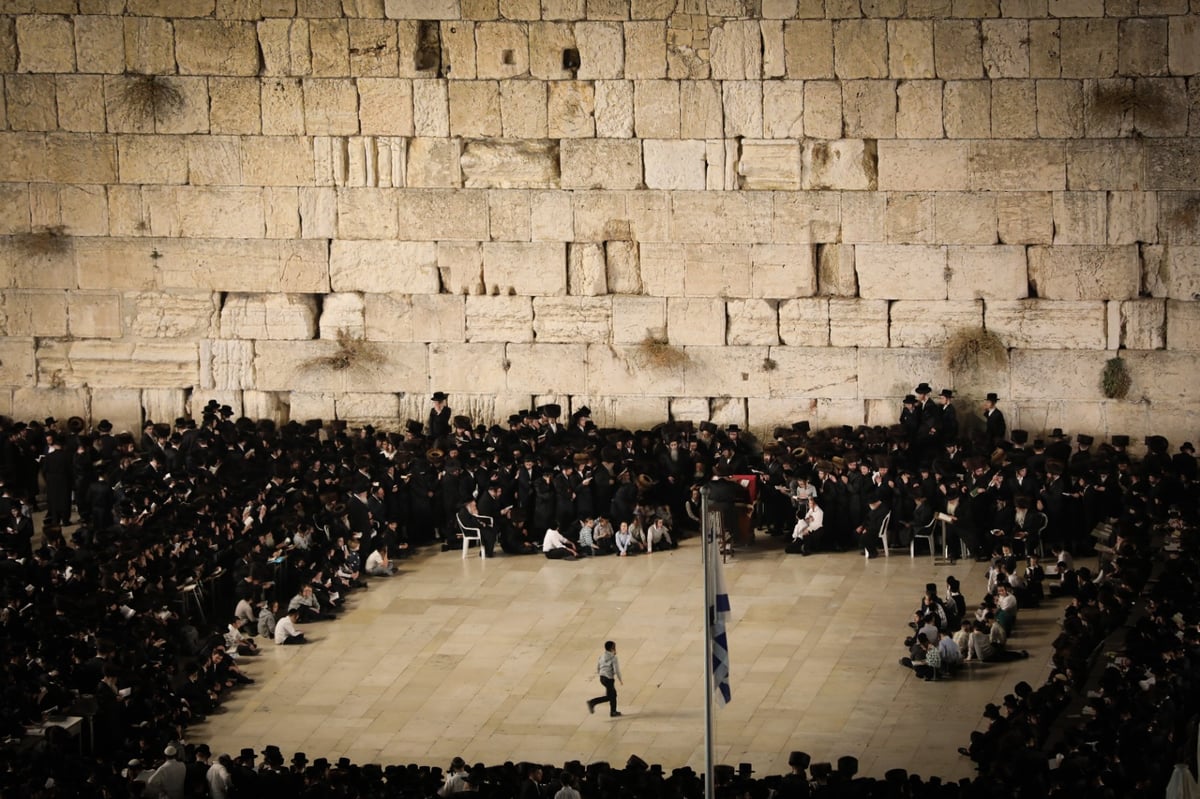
[1,0,1199,446]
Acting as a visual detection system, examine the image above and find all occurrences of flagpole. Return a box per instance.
[701,489,715,799]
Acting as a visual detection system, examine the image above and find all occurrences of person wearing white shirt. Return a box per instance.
[542,527,578,559]
[365,545,396,576]
[645,517,675,552]
[274,608,307,645]
[206,755,234,799]
[786,500,824,555]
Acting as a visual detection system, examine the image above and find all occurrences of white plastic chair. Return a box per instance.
[456,516,485,559]
[910,516,938,561]
[869,511,893,557]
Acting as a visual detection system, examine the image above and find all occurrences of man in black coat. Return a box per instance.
[40,434,73,525]
[983,392,1007,446]
[856,493,890,558]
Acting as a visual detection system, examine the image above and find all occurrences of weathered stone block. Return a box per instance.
[38,340,199,389]
[175,20,259,75]
[886,192,935,244]
[447,80,501,138]
[945,246,1028,300]
[843,80,897,139]
[528,191,572,243]
[778,298,830,346]
[475,22,529,80]
[935,20,983,79]
[771,192,840,246]
[1166,299,1200,350]
[624,21,666,79]
[749,244,817,299]
[334,392,400,425]
[66,293,121,339]
[678,81,723,139]
[330,241,440,293]
[397,189,487,240]
[1168,16,1200,76]
[532,297,613,342]
[856,245,949,299]
[1118,18,1167,77]
[574,21,623,79]
[506,342,587,394]
[548,81,596,138]
[200,339,254,391]
[856,347,949,398]
[803,139,876,191]
[682,346,770,398]
[56,75,106,133]
[611,296,665,345]
[487,189,530,242]
[220,293,317,340]
[144,186,263,239]
[933,193,997,245]
[1036,79,1084,138]
[983,19,1029,79]
[464,295,533,343]
[559,139,643,190]
[1052,191,1106,245]
[830,298,889,346]
[760,348,856,401]
[834,20,888,78]
[2,290,67,337]
[1060,19,1118,78]
[818,243,859,295]
[1027,245,1139,300]
[317,292,365,339]
[260,78,305,136]
[877,140,969,191]
[890,300,983,347]
[607,240,642,294]
[496,81,547,139]
[889,20,935,78]
[1008,349,1109,401]
[75,15,125,74]
[723,81,763,138]
[968,141,1066,191]
[16,15,74,73]
[482,242,566,296]
[640,139,706,191]
[710,20,762,80]
[990,80,1037,139]
[1159,245,1200,300]
[762,81,804,138]
[408,294,465,343]
[123,292,217,339]
[896,80,945,139]
[726,299,780,346]
[634,80,680,138]
[412,79,450,137]
[85,389,141,433]
[803,80,843,139]
[1118,299,1165,350]
[996,192,1053,245]
[458,140,559,189]
[987,299,1106,349]
[6,75,57,132]
[944,80,991,138]
[666,297,725,346]
[586,342,684,396]
[594,80,634,138]
[256,339,427,393]
[123,16,176,76]
[783,20,832,79]
[357,78,415,136]
[207,77,261,135]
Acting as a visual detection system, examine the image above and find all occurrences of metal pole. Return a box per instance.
[701,490,715,799]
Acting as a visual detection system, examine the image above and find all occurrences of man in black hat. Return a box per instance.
[936,389,958,446]
[429,392,451,441]
[856,492,889,558]
[982,393,1006,447]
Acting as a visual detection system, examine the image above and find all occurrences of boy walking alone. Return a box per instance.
[586,641,623,717]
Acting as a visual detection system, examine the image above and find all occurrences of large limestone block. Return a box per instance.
[7,75,57,132]
[767,346,858,398]
[439,20,476,80]
[856,245,949,299]
[533,297,613,342]
[983,19,1029,78]
[200,339,254,390]
[677,245,751,298]
[0,338,35,387]
[1118,299,1165,350]
[56,75,106,133]
[682,346,771,398]
[362,293,413,341]
[672,192,773,245]
[257,18,313,76]
[1060,19,1117,78]
[58,185,110,237]
[505,343,587,394]
[287,391,335,422]
[83,389,140,433]
[548,81,596,138]
[723,81,763,138]
[762,20,785,79]
[175,20,259,75]
[1166,300,1200,350]
[818,243,859,295]
[678,81,723,139]
[567,242,606,295]
[318,292,365,338]
[968,141,1066,191]
[358,78,415,136]
[487,189,531,242]
[643,139,707,190]
[624,21,666,79]
[606,240,641,294]
[334,393,400,425]
[209,78,261,135]
[308,19,349,76]
[857,347,949,398]
[834,20,887,78]
[585,342,684,397]
[256,339,427,393]
[935,20,983,79]
[499,81,548,138]
[668,397,710,426]
[666,297,726,346]
[1052,191,1106,245]
[260,78,306,136]
[896,80,945,139]
[933,193,996,245]
[803,81,843,139]
[397,189,486,240]
[573,192,633,243]
[447,81,502,138]
[220,293,318,340]
[877,140,969,191]
[1008,349,1109,401]
[762,81,804,139]
[634,80,680,138]
[889,20,935,78]
[1027,245,1139,300]
[1107,191,1158,246]
[1118,351,1200,405]
[330,241,439,293]
[482,242,566,296]
[829,298,889,346]
[889,300,983,347]
[240,136,314,186]
[990,80,1037,139]
[1168,16,1200,76]
[750,243,817,299]
[559,139,643,190]
[141,388,190,429]
[944,80,991,139]
[125,291,218,338]
[413,79,450,137]
[465,295,534,342]
[460,140,559,189]
[784,20,833,79]
[405,137,463,188]
[37,339,199,389]
[843,80,897,139]
[2,290,67,337]
[123,17,175,76]
[726,299,780,345]
[1161,245,1200,300]
[348,19,398,78]
[997,192,1053,245]
[1145,141,1200,191]
[337,188,398,239]
[772,192,841,244]
[66,293,122,339]
[594,80,634,138]
[16,15,74,73]
[886,193,935,244]
[778,298,830,346]
[145,187,266,239]
[986,300,1106,348]
[611,296,665,344]
[384,0,460,18]
[568,395,670,431]
[710,20,762,80]
[945,246,1028,299]
[1036,80,1083,138]
[735,140,801,190]
[577,21,624,80]
[75,15,125,74]
[475,22,529,79]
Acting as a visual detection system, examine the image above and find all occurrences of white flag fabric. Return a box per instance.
[710,553,732,704]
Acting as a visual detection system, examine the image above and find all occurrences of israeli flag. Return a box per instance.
[710,555,732,704]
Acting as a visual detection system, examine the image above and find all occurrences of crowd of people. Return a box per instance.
[0,384,1197,797]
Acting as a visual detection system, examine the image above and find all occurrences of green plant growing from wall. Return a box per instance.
[943,327,1007,373]
[119,74,185,122]
[304,329,385,372]
[1100,356,1132,399]
[636,331,689,370]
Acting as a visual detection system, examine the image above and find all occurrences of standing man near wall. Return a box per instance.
[428,392,451,442]
[586,640,623,717]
